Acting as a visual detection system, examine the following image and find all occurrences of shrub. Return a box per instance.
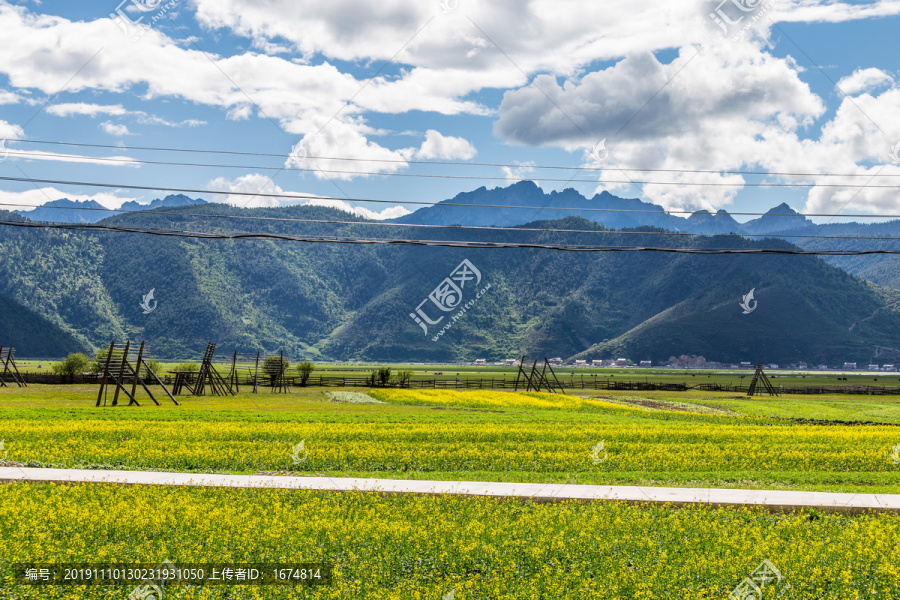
[173,362,200,373]
[52,353,90,378]
[395,369,413,387]
[143,358,162,378]
[296,361,315,386]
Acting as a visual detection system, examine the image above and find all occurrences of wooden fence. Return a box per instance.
[12,372,900,396]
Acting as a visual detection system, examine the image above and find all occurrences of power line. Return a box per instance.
[6,149,900,188]
[6,201,900,242]
[4,137,900,179]
[4,174,900,220]
[2,217,900,254]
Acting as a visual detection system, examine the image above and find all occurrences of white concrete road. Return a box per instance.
[1,467,897,513]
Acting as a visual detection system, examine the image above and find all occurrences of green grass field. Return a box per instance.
[16,358,900,389]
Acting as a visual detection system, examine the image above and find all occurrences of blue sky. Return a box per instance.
[0,0,899,223]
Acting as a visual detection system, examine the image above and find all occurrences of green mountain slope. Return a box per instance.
[790,221,900,289]
[2,207,900,364]
[0,292,89,357]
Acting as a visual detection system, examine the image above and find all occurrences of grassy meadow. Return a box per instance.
[14,358,900,388]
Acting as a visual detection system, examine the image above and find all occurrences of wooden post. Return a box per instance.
[253,352,260,393]
[747,363,778,397]
[527,360,539,391]
[226,351,238,393]
[140,350,178,405]
[130,341,165,406]
[111,341,130,406]
[544,359,565,394]
[0,347,27,388]
[96,341,115,407]
[130,341,145,401]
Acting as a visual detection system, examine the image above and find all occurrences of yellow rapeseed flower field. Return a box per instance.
[2,389,900,597]
[0,483,898,598]
[1,389,899,481]
[369,389,634,411]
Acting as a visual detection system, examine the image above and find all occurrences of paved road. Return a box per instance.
[1,467,897,513]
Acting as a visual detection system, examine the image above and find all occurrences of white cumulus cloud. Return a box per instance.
[0,187,139,211]
[837,68,895,96]
[100,121,132,137]
[415,129,477,160]
[207,173,409,219]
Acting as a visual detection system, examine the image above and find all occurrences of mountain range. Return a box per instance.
[392,181,815,236]
[3,189,900,364]
[394,181,900,291]
[16,194,207,224]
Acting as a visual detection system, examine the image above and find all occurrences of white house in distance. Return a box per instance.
[615,358,628,367]
[797,362,808,370]
[574,360,588,367]
[591,360,604,367]
[868,364,880,371]
[640,360,652,368]
[549,358,564,366]
[474,359,487,365]
[504,358,519,366]
[843,362,857,370]
[740,362,753,369]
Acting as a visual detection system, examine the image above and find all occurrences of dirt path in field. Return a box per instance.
[591,395,740,416]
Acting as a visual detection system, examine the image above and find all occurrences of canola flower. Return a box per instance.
[2,402,900,477]
[368,389,635,412]
[0,482,898,599]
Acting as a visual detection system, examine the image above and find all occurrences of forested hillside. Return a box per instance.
[3,204,900,364]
